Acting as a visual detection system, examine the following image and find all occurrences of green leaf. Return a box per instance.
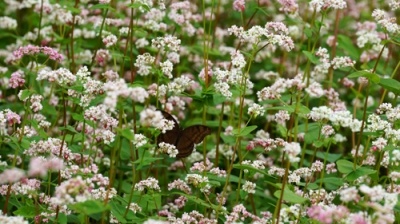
[69,200,109,215]
[19,89,32,101]
[127,2,150,11]
[13,205,36,218]
[90,3,113,10]
[316,151,342,163]
[315,177,344,190]
[132,155,163,170]
[337,35,359,59]
[348,71,380,84]
[71,113,84,122]
[346,166,376,181]
[336,159,355,174]
[303,51,320,64]
[379,78,400,95]
[274,187,307,204]
[233,164,269,177]
[58,213,68,224]
[313,140,324,148]
[59,125,79,134]
[232,125,257,137]
[120,128,134,141]
[109,201,128,223]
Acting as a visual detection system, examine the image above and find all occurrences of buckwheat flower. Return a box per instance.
[133,134,147,148]
[275,110,290,125]
[134,177,161,192]
[160,60,173,79]
[29,94,43,112]
[385,107,400,122]
[168,179,192,194]
[28,156,64,177]
[305,82,324,98]
[134,53,155,76]
[366,114,390,132]
[340,186,360,203]
[168,75,194,94]
[308,106,332,121]
[4,109,20,126]
[152,35,181,52]
[389,171,400,182]
[0,168,25,184]
[311,160,324,172]
[0,16,17,29]
[326,163,337,174]
[158,142,179,157]
[42,46,65,62]
[95,49,110,66]
[129,87,149,103]
[242,181,256,194]
[102,70,119,81]
[283,142,301,163]
[12,45,64,62]
[51,176,91,205]
[371,137,387,151]
[359,184,385,202]
[372,9,400,34]
[288,172,300,184]
[185,174,209,188]
[209,167,227,177]
[214,82,232,98]
[390,0,400,10]
[8,70,25,89]
[103,34,117,48]
[156,117,176,134]
[307,205,349,224]
[95,129,115,144]
[321,125,335,138]
[309,0,346,11]
[224,126,234,136]
[190,159,213,172]
[268,166,285,177]
[140,108,164,127]
[233,0,245,11]
[331,56,355,69]
[226,204,259,223]
[125,202,142,214]
[278,0,298,13]
[257,87,280,100]
[0,211,28,223]
[27,157,48,177]
[248,103,265,118]
[376,103,392,115]
[37,67,76,85]
[25,138,71,159]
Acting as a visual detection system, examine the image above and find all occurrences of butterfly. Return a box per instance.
[157,110,211,158]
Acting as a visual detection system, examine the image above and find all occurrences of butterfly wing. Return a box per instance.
[157,110,180,146]
[176,125,212,158]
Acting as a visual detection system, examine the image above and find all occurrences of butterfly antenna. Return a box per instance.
[181,158,189,173]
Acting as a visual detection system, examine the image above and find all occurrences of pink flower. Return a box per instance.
[9,71,25,88]
[5,110,21,125]
[0,168,25,184]
[233,0,246,12]
[28,157,64,177]
[12,45,63,62]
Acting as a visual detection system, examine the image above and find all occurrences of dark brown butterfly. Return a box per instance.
[157,110,211,158]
